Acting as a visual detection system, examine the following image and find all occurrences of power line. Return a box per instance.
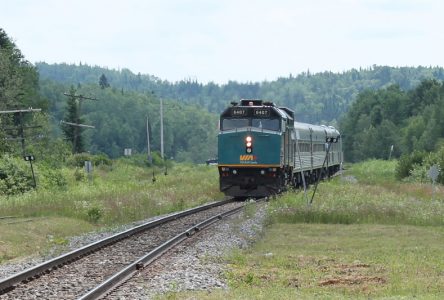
[0,107,42,155]
[0,107,42,189]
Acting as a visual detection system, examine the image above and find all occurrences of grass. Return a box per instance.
[162,160,444,299]
[0,162,222,224]
[176,223,444,299]
[271,181,444,227]
[0,217,95,264]
[0,162,222,263]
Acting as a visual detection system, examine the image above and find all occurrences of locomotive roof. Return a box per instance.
[221,99,291,120]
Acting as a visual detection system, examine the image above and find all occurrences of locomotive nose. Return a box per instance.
[240,176,256,189]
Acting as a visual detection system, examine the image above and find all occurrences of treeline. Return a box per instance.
[340,80,444,162]
[37,62,444,125]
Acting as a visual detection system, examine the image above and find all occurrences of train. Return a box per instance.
[217,99,343,198]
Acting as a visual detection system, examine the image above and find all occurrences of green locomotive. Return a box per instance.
[218,99,342,198]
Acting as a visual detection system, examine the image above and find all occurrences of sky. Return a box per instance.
[1,0,443,84]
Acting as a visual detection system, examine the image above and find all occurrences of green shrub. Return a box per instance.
[395,150,426,179]
[0,155,34,195]
[67,153,93,167]
[118,152,171,168]
[66,152,112,169]
[74,168,86,181]
[38,166,67,189]
[119,153,150,167]
[398,146,444,184]
[86,207,103,223]
[91,153,112,166]
[409,146,444,184]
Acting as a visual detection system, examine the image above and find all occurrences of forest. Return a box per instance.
[37,62,444,125]
[340,80,444,162]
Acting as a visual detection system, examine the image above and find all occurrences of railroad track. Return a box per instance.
[0,198,249,299]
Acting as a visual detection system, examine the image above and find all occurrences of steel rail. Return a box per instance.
[0,198,233,294]
[78,204,245,300]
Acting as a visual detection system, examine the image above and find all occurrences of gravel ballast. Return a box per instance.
[109,201,268,299]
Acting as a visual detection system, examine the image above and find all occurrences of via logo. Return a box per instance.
[239,155,257,161]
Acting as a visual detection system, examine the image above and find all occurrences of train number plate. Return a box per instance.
[231,108,247,117]
[253,108,270,117]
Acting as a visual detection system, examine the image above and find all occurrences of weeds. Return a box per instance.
[269,160,444,227]
[243,200,257,219]
[0,163,222,226]
[86,207,103,223]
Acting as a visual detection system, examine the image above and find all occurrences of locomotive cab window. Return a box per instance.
[251,118,280,131]
[221,118,249,131]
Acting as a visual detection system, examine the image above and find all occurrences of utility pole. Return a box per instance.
[62,92,97,153]
[146,115,152,164]
[160,97,164,159]
[1,108,42,188]
[0,108,42,155]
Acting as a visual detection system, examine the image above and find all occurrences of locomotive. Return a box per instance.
[217,99,342,198]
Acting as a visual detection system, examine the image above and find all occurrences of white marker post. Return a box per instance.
[427,164,440,200]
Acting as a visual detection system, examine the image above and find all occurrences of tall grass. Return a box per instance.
[0,162,222,225]
[270,160,444,226]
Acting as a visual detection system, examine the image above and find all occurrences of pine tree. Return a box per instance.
[99,73,110,89]
[62,86,84,153]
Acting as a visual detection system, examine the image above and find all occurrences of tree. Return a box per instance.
[61,86,84,153]
[0,28,47,155]
[99,73,110,89]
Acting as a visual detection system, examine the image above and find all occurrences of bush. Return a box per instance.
[399,146,444,184]
[74,168,86,181]
[38,166,67,189]
[67,152,112,168]
[67,153,93,167]
[92,153,112,166]
[395,150,427,179]
[118,152,171,168]
[86,207,103,223]
[409,146,444,184]
[0,155,34,195]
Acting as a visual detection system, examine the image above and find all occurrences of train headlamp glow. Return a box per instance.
[260,170,265,175]
[232,169,237,174]
[245,136,253,153]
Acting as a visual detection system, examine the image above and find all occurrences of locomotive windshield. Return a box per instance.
[222,118,249,131]
[221,118,280,131]
[252,118,280,131]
